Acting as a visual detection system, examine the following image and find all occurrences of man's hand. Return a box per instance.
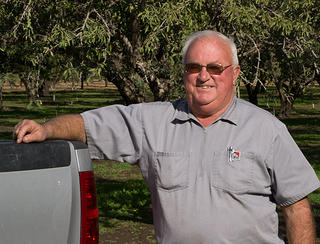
[14,119,47,143]
[282,197,316,244]
[13,115,86,144]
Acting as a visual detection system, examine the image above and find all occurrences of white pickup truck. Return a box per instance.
[0,140,99,244]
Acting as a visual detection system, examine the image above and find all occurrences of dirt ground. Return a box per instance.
[99,222,155,244]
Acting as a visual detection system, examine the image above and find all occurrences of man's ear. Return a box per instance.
[232,65,240,86]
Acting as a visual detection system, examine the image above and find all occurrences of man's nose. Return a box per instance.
[198,66,210,82]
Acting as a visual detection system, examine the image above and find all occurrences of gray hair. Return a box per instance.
[181,30,239,65]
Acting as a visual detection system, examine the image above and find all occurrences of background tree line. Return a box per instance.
[0,0,319,116]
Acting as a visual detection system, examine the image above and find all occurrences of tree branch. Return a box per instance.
[11,0,33,38]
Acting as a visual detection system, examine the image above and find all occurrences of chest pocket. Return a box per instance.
[211,151,255,193]
[154,152,190,192]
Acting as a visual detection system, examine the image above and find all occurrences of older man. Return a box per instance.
[14,30,319,243]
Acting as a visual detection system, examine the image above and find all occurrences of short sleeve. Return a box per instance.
[267,123,320,206]
[81,104,143,164]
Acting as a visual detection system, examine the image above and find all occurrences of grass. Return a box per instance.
[93,160,154,243]
[0,81,319,243]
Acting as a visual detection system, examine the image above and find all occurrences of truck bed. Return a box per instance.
[0,140,98,244]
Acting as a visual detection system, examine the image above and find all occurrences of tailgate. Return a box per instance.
[0,140,82,244]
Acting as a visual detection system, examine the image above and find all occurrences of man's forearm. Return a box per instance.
[282,197,316,244]
[43,114,87,143]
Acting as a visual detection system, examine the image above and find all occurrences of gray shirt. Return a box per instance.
[81,97,320,244]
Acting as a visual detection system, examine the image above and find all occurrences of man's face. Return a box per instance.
[183,36,240,119]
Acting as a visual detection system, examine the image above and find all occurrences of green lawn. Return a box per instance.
[1,82,319,243]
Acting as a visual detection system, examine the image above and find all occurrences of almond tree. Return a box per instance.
[222,0,319,116]
[0,0,66,105]
[1,0,318,114]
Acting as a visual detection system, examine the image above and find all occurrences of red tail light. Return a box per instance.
[80,171,99,244]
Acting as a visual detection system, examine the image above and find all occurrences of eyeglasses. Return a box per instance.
[184,63,233,75]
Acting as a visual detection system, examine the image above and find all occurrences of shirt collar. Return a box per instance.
[173,97,239,126]
[173,99,194,121]
[218,97,238,125]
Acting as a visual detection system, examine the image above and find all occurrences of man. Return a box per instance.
[14,30,319,243]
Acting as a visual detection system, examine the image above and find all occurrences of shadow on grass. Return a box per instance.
[0,132,12,139]
[0,107,49,119]
[3,88,120,98]
[71,99,124,107]
[0,103,109,120]
[50,88,121,98]
[1,88,124,120]
[301,147,320,166]
[96,177,153,229]
[280,115,320,167]
[281,117,320,127]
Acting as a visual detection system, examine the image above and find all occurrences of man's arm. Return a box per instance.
[14,114,86,144]
[282,197,316,244]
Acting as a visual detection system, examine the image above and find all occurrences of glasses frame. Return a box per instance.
[184,63,233,75]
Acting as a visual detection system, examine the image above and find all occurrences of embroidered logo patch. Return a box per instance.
[227,146,241,162]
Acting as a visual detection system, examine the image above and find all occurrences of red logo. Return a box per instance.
[227,146,241,162]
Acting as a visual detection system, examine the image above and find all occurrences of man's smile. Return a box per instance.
[197,85,214,89]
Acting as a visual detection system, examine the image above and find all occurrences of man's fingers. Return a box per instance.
[13,121,23,138]
[13,119,42,143]
[14,120,30,143]
[20,133,32,143]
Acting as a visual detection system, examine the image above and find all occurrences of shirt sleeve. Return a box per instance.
[80,103,143,164]
[267,122,320,206]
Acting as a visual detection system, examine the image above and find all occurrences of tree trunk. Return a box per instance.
[81,78,84,90]
[0,87,3,110]
[21,77,38,106]
[148,77,170,101]
[279,96,294,118]
[275,82,294,118]
[52,82,56,102]
[245,83,259,105]
[80,71,87,90]
[110,74,145,105]
[39,80,50,97]
[114,82,144,105]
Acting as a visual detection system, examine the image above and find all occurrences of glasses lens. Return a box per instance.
[185,63,201,73]
[207,64,223,75]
